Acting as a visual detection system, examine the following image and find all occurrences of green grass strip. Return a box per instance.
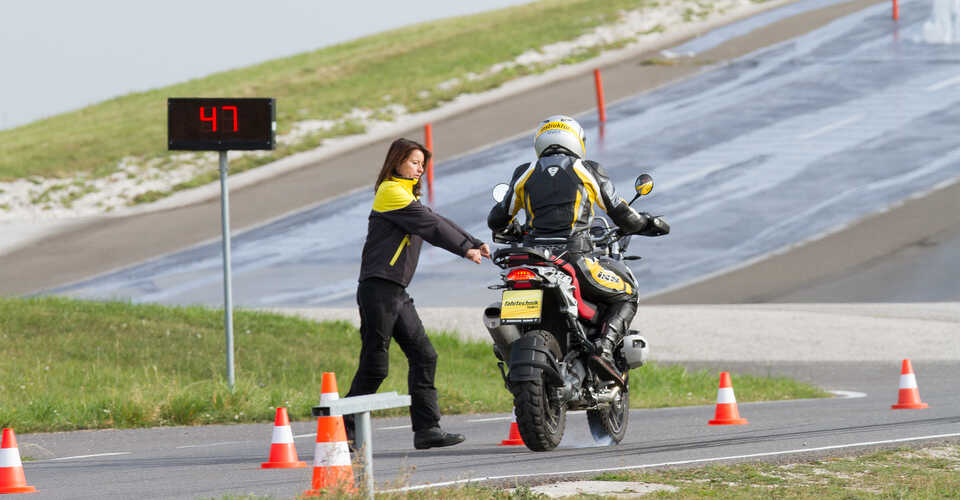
[0,296,825,432]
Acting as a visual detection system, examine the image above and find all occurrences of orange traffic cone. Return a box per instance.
[0,428,36,494]
[303,415,355,496]
[261,407,307,469]
[708,372,748,425]
[499,410,524,446]
[320,372,340,405]
[892,359,929,410]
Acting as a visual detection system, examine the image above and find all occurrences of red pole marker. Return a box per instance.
[424,123,435,205]
[594,69,607,124]
[892,0,899,21]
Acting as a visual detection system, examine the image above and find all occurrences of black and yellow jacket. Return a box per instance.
[487,154,647,243]
[359,176,483,287]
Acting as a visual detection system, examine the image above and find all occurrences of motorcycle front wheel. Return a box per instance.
[587,373,629,445]
[512,330,566,451]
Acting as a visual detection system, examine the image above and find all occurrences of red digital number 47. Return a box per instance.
[200,106,239,132]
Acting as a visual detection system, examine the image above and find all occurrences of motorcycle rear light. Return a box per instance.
[506,268,538,281]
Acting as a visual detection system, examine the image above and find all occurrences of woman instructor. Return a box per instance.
[344,138,490,450]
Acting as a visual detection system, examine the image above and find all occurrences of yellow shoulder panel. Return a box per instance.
[373,181,415,212]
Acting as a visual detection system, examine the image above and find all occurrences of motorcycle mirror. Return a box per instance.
[635,174,654,196]
[492,183,510,203]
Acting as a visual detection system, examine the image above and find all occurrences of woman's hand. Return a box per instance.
[478,243,491,259]
[465,248,483,264]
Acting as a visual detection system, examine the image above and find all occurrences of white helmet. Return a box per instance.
[534,115,586,158]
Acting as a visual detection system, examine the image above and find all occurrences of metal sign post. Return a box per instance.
[167,97,276,390]
[219,151,235,389]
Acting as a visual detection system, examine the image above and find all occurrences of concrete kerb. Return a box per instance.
[269,302,960,363]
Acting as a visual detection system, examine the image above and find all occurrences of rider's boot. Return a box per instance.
[591,301,637,383]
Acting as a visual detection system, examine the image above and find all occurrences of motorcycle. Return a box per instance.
[482,174,669,451]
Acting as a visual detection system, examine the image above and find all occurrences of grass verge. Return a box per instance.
[205,443,960,499]
[0,296,825,433]
[589,443,960,498]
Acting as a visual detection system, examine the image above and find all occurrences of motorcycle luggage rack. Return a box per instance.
[493,247,555,268]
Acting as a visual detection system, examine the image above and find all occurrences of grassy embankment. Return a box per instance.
[0,0,743,208]
[208,444,960,499]
[0,296,825,433]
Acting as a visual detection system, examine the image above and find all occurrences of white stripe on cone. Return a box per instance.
[271,425,294,444]
[899,373,918,389]
[313,442,351,467]
[0,448,22,467]
[716,387,737,404]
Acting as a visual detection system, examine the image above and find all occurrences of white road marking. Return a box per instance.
[829,390,867,399]
[379,424,412,431]
[468,416,513,423]
[294,433,317,439]
[176,441,245,449]
[799,114,863,140]
[48,452,131,461]
[926,74,960,92]
[394,432,960,492]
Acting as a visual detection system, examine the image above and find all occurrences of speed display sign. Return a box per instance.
[165,96,276,389]
[167,97,275,151]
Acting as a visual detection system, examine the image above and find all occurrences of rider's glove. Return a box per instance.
[637,215,670,236]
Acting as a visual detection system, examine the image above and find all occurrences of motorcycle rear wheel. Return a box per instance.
[512,331,565,451]
[587,373,629,445]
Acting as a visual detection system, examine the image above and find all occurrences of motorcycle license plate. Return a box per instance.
[500,289,543,324]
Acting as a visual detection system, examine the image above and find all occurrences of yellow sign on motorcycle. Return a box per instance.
[500,289,543,324]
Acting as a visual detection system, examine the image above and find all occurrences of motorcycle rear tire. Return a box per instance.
[511,331,565,451]
[587,373,629,445]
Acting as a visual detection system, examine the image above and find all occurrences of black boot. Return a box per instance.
[590,300,636,383]
[413,427,466,450]
[591,328,624,383]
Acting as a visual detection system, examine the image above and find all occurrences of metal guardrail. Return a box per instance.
[313,392,411,499]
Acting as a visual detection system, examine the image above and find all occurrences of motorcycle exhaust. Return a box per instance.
[482,304,520,361]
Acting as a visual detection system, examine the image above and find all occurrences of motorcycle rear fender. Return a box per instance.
[507,333,563,385]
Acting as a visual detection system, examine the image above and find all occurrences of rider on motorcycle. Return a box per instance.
[487,115,663,375]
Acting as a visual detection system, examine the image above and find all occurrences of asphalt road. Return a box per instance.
[17,361,960,499]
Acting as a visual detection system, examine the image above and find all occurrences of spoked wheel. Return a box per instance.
[512,331,566,451]
[587,372,629,445]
